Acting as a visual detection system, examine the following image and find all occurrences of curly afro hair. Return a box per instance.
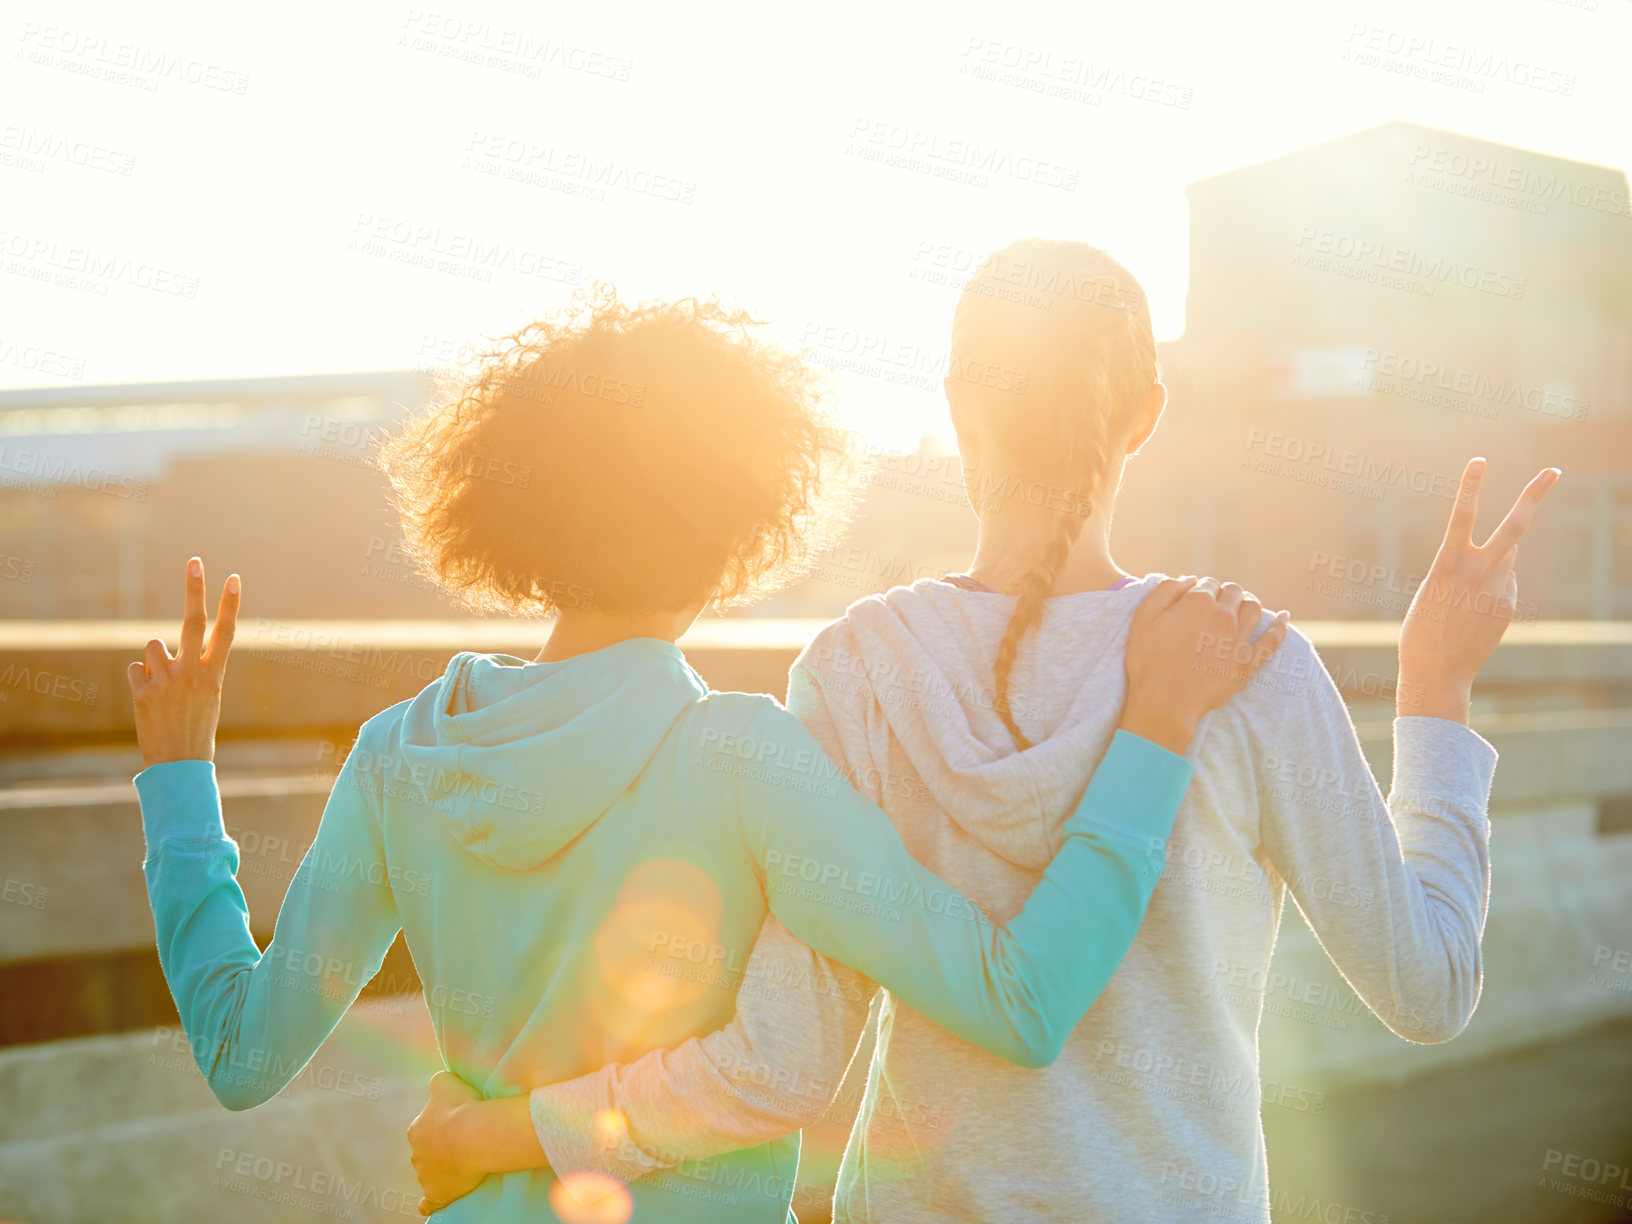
[378,285,863,618]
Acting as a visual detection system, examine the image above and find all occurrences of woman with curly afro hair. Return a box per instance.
[126,285,1284,1224]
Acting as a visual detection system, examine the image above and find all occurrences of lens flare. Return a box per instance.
[549,1171,634,1224]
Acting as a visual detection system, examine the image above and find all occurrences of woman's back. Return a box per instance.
[811,575,1493,1224]
[367,641,803,1221]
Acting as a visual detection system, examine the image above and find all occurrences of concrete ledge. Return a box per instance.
[2,619,1630,740]
[4,714,1629,969]
[0,776,332,960]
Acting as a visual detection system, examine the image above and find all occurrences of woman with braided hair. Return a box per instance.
[408,245,1558,1223]
[128,284,1284,1224]
[946,240,1165,753]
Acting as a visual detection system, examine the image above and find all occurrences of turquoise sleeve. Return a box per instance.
[731,705,1190,1069]
[135,753,402,1109]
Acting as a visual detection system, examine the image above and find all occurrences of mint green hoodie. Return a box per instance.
[136,638,1192,1222]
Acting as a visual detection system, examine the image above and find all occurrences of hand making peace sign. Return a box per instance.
[1398,458,1561,720]
[127,557,242,770]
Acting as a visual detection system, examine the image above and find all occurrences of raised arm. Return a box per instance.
[1261,460,1556,1040]
[130,559,403,1108]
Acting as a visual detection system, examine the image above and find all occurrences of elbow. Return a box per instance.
[209,1071,281,1112]
[1015,1047,1062,1071]
[1405,1002,1477,1045]
[1007,1027,1067,1071]
[1391,984,1482,1045]
[1401,1017,1468,1046]
[213,1086,267,1112]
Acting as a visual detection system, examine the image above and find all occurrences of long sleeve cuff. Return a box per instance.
[531,1072,668,1188]
[133,759,226,853]
[1064,728,1194,843]
[1391,717,1498,814]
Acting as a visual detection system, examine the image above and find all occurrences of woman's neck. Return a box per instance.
[967,512,1130,596]
[534,607,696,663]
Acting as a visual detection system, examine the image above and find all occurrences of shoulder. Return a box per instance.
[354,697,416,757]
[686,689,792,755]
[682,691,842,810]
[1204,617,1348,753]
[345,698,418,789]
[790,611,863,685]
[790,580,940,690]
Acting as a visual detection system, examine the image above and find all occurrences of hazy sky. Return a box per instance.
[3,0,1626,447]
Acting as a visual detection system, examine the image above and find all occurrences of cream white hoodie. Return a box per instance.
[529,575,1498,1223]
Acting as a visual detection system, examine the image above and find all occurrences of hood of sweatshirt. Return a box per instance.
[835,575,1162,873]
[394,638,709,870]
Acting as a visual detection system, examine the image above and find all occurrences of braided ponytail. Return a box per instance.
[992,510,1085,749]
[951,239,1158,751]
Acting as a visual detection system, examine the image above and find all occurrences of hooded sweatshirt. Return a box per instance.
[526,576,1497,1224]
[134,635,1196,1224]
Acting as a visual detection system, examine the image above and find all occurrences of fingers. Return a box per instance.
[1234,590,1263,640]
[1215,581,1244,620]
[1440,457,1485,552]
[180,557,207,660]
[125,659,149,693]
[1480,467,1561,561]
[205,574,241,675]
[1252,611,1291,666]
[144,637,173,675]
[1140,574,1198,614]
